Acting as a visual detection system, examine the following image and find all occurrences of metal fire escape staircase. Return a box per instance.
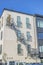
[6,16,28,45]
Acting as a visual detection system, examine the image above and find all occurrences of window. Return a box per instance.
[37,20,43,28]
[0,45,2,54]
[26,18,31,29]
[17,44,23,55]
[19,62,24,65]
[1,31,3,40]
[26,63,29,65]
[9,61,15,65]
[39,46,43,52]
[38,33,43,39]
[15,62,18,65]
[17,16,22,27]
[17,30,21,40]
[15,62,25,65]
[27,45,30,55]
[5,63,7,65]
[27,32,32,41]
[0,31,3,40]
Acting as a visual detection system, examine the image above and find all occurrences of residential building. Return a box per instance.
[0,8,43,64]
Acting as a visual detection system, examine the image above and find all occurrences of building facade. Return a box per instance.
[36,15,43,60]
[0,9,43,64]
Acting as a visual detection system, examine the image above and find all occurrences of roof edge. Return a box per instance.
[3,8,33,16]
[1,8,43,18]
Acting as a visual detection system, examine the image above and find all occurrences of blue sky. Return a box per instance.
[0,0,43,15]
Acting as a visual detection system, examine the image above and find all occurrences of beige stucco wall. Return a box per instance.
[1,10,40,63]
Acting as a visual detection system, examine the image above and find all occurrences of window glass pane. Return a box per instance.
[27,32,32,41]
[17,16,21,22]
[5,63,7,65]
[9,61,15,65]
[40,21,43,28]
[17,30,21,38]
[38,33,43,39]
[42,46,43,52]
[27,45,30,55]
[26,24,31,29]
[17,16,22,27]
[37,19,43,28]
[39,46,42,52]
[19,62,24,65]
[26,18,29,23]
[27,32,30,36]
[17,44,21,54]
[26,63,29,65]
[1,31,3,40]
[39,46,43,52]
[16,62,18,65]
[26,18,31,29]
[0,31,3,40]
[17,44,23,55]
